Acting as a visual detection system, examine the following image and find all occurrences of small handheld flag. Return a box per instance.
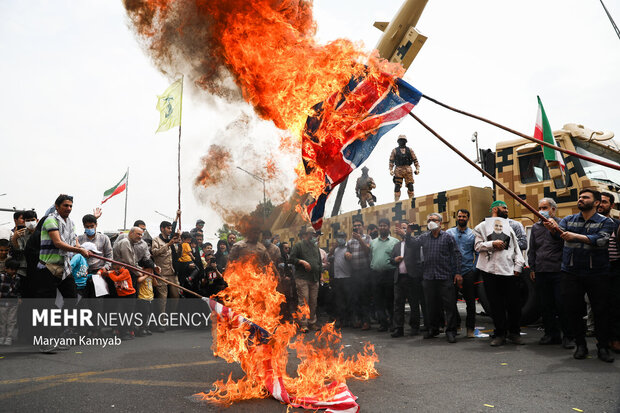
[102,171,128,204]
[534,96,565,171]
[156,77,183,133]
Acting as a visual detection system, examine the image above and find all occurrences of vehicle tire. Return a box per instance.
[519,268,540,325]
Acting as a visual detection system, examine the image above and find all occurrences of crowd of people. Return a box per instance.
[0,188,618,364]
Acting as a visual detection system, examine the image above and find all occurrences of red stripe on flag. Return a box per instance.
[101,183,126,204]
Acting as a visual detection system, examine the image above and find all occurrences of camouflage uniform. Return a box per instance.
[355,170,376,208]
[389,141,419,201]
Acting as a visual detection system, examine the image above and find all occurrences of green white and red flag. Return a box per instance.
[102,171,128,204]
[534,96,565,170]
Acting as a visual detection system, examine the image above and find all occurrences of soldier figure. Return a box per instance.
[389,135,420,202]
[355,166,376,208]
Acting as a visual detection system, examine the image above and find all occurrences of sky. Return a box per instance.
[1,0,619,242]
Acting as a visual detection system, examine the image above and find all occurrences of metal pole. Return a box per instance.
[123,167,129,231]
[422,94,620,172]
[409,112,560,228]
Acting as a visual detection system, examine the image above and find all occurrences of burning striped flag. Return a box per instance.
[201,296,361,412]
[101,171,128,204]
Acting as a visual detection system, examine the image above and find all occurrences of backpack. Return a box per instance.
[24,215,49,270]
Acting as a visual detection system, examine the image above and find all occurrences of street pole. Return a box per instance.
[123,167,129,231]
[236,166,267,224]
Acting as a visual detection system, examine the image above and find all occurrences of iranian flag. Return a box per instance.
[534,96,565,170]
[102,171,128,204]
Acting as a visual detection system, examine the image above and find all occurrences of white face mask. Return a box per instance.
[427,221,440,231]
[25,221,37,230]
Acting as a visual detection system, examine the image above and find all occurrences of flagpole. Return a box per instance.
[123,167,129,230]
[421,94,620,172]
[177,75,184,230]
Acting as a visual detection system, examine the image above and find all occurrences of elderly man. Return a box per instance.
[544,188,616,362]
[415,213,462,343]
[474,201,525,346]
[370,218,400,332]
[113,227,144,289]
[528,198,574,349]
[290,227,322,332]
[151,221,180,331]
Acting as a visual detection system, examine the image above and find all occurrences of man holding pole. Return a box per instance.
[151,220,181,332]
[543,188,616,362]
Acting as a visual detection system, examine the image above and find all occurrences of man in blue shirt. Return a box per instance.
[544,188,616,363]
[446,209,477,338]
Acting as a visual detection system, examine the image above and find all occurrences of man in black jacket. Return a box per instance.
[390,221,424,337]
[528,197,574,349]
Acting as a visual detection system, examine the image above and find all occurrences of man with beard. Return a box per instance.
[391,221,424,337]
[446,209,478,338]
[228,221,271,268]
[346,217,372,330]
[370,218,400,332]
[151,220,180,331]
[489,201,527,251]
[599,192,620,353]
[474,201,525,347]
[528,198,574,349]
[290,227,322,332]
[544,188,616,362]
[389,135,420,201]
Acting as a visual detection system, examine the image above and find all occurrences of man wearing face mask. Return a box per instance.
[77,214,113,275]
[414,213,462,343]
[528,198,573,349]
[262,230,282,265]
[474,201,525,347]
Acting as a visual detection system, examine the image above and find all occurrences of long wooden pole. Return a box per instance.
[89,253,202,298]
[177,75,184,230]
[421,94,620,172]
[123,167,129,231]
[409,112,563,232]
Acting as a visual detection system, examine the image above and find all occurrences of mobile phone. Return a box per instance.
[16,225,26,230]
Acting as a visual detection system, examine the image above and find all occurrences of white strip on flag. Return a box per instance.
[534,96,565,170]
[102,171,128,204]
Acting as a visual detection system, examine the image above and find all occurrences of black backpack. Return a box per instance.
[24,215,49,270]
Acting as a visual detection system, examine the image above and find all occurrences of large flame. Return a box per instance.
[125,0,403,200]
[195,257,378,406]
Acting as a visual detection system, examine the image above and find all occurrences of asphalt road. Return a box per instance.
[1,307,619,413]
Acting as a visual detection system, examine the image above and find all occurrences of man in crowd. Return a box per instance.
[544,188,616,362]
[391,221,424,337]
[446,209,478,338]
[330,231,354,328]
[346,217,372,330]
[226,233,237,252]
[367,224,379,240]
[369,218,399,332]
[228,220,272,267]
[0,240,10,277]
[599,192,620,353]
[32,195,89,352]
[290,227,322,332]
[191,219,205,237]
[262,230,282,265]
[10,211,38,283]
[133,220,153,247]
[416,213,462,343]
[77,214,113,274]
[113,227,143,293]
[528,198,574,349]
[151,221,180,331]
[474,201,525,347]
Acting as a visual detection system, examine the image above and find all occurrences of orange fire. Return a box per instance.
[195,257,378,406]
[125,0,403,199]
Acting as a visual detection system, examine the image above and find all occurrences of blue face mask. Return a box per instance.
[539,210,550,219]
[85,228,96,236]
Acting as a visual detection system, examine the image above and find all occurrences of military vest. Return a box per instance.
[393,147,413,166]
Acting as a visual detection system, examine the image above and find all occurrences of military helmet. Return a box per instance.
[361,166,369,173]
[397,134,407,144]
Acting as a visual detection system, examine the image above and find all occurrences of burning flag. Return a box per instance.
[195,258,378,412]
[302,71,422,229]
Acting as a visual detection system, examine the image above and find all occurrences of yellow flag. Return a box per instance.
[155,77,183,133]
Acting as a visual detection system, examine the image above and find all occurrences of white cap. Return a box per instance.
[81,242,102,255]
